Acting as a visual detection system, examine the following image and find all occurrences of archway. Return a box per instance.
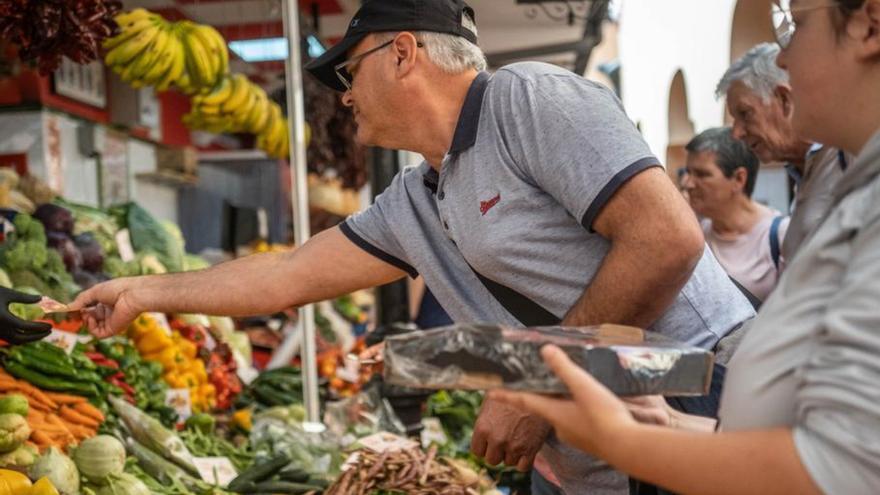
[730,0,774,62]
[666,70,694,182]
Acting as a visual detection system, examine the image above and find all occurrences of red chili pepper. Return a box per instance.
[115,380,135,396]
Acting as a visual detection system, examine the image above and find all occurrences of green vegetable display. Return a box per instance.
[0,413,29,453]
[110,203,184,272]
[235,367,303,410]
[0,213,79,302]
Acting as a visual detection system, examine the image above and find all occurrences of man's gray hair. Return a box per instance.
[716,43,789,101]
[377,13,487,73]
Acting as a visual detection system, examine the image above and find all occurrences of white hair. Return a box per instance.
[377,13,487,73]
[716,43,790,101]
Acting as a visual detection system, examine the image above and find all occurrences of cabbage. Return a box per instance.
[73,435,126,484]
[29,447,80,495]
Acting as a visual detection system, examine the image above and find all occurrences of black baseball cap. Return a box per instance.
[305,0,477,92]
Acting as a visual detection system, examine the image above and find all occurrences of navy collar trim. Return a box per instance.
[448,71,490,153]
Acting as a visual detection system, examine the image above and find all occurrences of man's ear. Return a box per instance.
[846,0,880,60]
[391,32,420,77]
[734,167,749,192]
[775,84,794,118]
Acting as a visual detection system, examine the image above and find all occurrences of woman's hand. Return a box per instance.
[489,345,637,457]
[623,395,676,427]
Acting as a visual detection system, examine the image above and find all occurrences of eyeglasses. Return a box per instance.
[771,1,840,49]
[334,39,424,91]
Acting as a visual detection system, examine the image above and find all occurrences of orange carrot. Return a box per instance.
[31,430,55,449]
[72,402,104,423]
[16,383,58,409]
[43,391,87,405]
[58,406,99,428]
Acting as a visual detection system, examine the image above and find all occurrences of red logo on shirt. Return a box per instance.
[480,193,501,216]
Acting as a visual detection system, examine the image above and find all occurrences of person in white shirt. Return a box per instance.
[683,127,789,302]
[490,1,880,494]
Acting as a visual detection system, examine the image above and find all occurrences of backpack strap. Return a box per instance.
[467,263,561,326]
[769,216,783,271]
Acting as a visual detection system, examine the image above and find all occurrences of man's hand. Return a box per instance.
[69,278,142,338]
[489,345,635,458]
[470,396,552,472]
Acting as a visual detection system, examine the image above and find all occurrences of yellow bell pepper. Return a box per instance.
[177,338,198,360]
[29,477,59,495]
[163,372,187,389]
[232,409,253,432]
[138,329,173,354]
[0,469,31,495]
[190,359,208,383]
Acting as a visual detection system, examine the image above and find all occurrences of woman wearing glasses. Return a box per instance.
[492,1,880,494]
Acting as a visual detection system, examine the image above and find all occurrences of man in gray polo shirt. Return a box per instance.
[72,1,753,493]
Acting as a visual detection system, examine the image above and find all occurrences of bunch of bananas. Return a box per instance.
[183,74,290,158]
[177,20,229,93]
[103,9,228,93]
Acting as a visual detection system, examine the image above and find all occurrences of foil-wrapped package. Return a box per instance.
[383,324,714,396]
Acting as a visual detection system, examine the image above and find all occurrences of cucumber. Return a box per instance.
[245,480,324,494]
[227,454,290,491]
[278,468,309,483]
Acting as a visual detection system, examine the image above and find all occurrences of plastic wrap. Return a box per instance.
[383,324,714,396]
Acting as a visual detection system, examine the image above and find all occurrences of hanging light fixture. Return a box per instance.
[517,0,592,26]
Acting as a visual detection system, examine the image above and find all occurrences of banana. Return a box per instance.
[199,76,233,105]
[221,74,250,113]
[114,8,154,28]
[103,17,157,50]
[105,24,159,67]
[181,27,213,88]
[156,34,186,91]
[142,50,175,86]
[190,25,221,83]
[208,26,230,77]
[199,25,229,79]
[250,87,272,134]
[234,89,258,128]
[129,25,169,81]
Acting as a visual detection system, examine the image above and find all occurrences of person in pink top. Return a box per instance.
[683,127,789,302]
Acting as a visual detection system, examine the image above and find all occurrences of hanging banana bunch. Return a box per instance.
[103,9,228,93]
[183,74,290,159]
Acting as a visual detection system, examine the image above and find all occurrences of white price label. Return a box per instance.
[192,457,238,487]
[115,229,135,262]
[43,329,79,355]
[357,432,419,454]
[420,417,448,449]
[165,388,192,422]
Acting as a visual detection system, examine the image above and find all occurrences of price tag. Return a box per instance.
[420,417,448,449]
[115,229,135,262]
[192,457,238,487]
[43,329,79,355]
[357,432,418,454]
[165,388,192,422]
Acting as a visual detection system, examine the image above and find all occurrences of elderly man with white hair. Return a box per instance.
[717,42,850,262]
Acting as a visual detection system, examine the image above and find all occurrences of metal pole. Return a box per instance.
[282,0,321,425]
